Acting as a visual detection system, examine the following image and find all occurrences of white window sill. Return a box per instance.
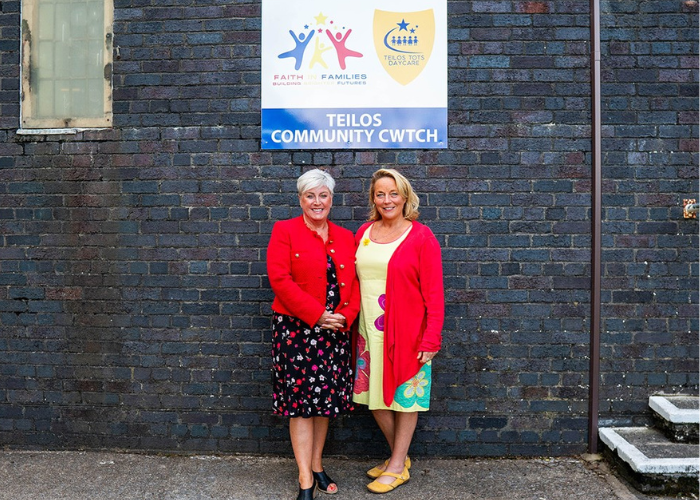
[17,128,110,135]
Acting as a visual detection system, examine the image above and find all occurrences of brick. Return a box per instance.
[0,0,695,458]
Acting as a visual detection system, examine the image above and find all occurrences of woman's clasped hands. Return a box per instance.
[318,311,347,331]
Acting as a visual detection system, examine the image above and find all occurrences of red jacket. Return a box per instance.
[355,220,444,406]
[267,216,360,330]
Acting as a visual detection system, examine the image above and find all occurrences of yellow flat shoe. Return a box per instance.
[366,456,411,479]
[366,466,410,494]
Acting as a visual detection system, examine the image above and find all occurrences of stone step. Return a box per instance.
[599,426,699,496]
[649,394,699,443]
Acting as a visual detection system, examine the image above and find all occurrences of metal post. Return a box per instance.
[588,0,602,454]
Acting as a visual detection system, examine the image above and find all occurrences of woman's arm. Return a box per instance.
[266,222,326,327]
[417,231,445,353]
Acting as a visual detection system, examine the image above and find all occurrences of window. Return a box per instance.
[21,0,113,129]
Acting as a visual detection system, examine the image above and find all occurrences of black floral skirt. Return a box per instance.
[271,256,354,417]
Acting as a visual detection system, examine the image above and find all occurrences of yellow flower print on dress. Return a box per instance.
[403,370,429,399]
[393,362,431,409]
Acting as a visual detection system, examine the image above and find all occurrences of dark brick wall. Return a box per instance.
[0,0,697,456]
[597,0,699,423]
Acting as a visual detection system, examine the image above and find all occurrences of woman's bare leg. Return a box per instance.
[289,417,315,489]
[370,409,417,483]
[377,412,418,484]
[371,409,396,451]
[310,416,337,492]
[311,416,330,471]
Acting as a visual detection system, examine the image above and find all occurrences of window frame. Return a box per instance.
[20,0,114,130]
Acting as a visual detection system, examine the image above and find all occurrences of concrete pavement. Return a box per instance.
[0,451,695,500]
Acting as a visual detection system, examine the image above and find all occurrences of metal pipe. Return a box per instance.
[588,0,602,454]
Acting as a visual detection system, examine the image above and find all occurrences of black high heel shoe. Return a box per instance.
[296,479,317,500]
[313,470,338,495]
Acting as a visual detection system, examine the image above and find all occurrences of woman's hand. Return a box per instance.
[317,312,346,331]
[417,351,437,364]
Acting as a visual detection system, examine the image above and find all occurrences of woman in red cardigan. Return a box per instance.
[267,169,360,500]
[353,168,444,494]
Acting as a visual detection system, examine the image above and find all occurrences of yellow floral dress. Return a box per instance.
[353,224,431,412]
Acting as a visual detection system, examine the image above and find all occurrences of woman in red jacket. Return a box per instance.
[353,168,444,494]
[267,169,360,500]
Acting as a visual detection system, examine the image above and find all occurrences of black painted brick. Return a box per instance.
[0,0,696,457]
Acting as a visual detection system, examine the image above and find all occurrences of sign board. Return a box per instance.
[261,1,447,149]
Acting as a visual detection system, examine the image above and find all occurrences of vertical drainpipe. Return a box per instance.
[588,0,602,454]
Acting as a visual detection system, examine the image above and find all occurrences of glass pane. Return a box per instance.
[71,4,87,29]
[86,78,103,117]
[87,5,101,38]
[37,40,54,76]
[89,40,103,69]
[71,80,87,116]
[54,39,71,79]
[37,3,54,40]
[35,77,54,117]
[72,40,88,78]
[30,0,106,123]
[54,79,71,116]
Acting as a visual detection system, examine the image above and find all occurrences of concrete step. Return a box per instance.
[649,394,699,443]
[599,426,699,496]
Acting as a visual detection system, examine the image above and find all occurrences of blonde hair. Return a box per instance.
[367,168,420,221]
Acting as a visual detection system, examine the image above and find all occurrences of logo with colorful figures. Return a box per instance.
[277,11,364,72]
[373,9,435,85]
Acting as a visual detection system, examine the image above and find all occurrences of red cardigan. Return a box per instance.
[355,220,445,407]
[267,216,360,330]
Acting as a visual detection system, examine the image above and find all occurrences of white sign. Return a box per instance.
[261,1,447,149]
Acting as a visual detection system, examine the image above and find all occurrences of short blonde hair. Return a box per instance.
[367,168,420,221]
[297,169,335,197]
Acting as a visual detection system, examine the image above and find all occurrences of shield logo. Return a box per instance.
[373,9,435,86]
